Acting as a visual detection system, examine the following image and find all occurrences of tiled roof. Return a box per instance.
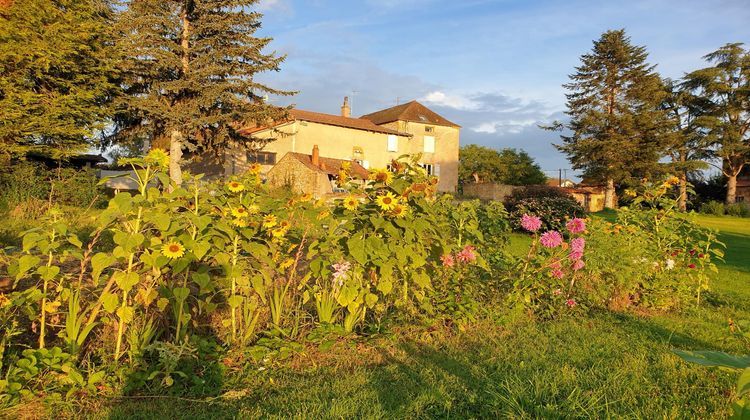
[241,109,410,137]
[285,152,369,179]
[360,101,460,128]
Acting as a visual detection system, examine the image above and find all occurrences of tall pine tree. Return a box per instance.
[556,29,668,208]
[662,79,709,211]
[0,0,116,161]
[683,43,750,205]
[113,0,292,185]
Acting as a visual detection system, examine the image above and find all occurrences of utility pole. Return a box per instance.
[559,169,562,187]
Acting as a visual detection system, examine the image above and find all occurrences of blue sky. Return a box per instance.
[255,0,750,178]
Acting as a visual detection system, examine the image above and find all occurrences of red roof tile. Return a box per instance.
[285,152,369,179]
[241,109,410,137]
[360,101,460,128]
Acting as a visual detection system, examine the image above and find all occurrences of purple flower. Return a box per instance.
[521,214,542,232]
[572,259,585,271]
[540,231,564,248]
[568,251,584,262]
[332,261,351,285]
[566,218,587,234]
[551,269,564,279]
[456,245,477,263]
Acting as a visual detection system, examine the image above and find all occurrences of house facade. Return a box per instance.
[229,98,460,193]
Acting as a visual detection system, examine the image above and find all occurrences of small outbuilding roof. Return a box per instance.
[283,152,369,179]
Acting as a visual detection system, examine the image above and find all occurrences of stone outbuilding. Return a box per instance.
[266,145,368,198]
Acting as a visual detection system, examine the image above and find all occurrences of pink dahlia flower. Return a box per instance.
[551,269,564,279]
[571,237,585,254]
[572,259,585,271]
[456,245,477,263]
[540,231,564,248]
[521,214,542,232]
[568,251,584,262]
[440,254,455,268]
[566,299,577,307]
[566,218,587,234]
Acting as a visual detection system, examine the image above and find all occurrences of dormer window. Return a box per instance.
[425,126,435,133]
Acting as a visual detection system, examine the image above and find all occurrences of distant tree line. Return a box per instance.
[0,0,291,183]
[550,29,749,208]
[459,145,547,186]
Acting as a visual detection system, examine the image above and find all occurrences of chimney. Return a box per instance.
[312,144,320,167]
[341,96,351,118]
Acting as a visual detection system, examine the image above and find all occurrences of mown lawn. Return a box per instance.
[6,214,750,419]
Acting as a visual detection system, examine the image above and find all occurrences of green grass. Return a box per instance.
[6,214,750,419]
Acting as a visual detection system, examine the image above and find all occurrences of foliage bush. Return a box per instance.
[0,161,106,214]
[726,203,750,218]
[699,200,726,216]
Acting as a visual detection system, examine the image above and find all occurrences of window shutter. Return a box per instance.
[434,164,441,176]
[387,135,398,152]
[424,136,435,153]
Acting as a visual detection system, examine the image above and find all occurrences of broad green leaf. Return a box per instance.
[15,255,41,280]
[172,287,190,303]
[228,295,243,308]
[347,235,367,265]
[91,253,115,284]
[113,271,139,292]
[117,306,134,324]
[377,279,393,295]
[37,265,60,281]
[365,293,379,307]
[101,293,119,313]
[673,350,750,370]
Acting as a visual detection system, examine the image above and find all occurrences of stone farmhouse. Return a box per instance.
[229,98,461,193]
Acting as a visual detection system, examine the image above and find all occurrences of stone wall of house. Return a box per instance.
[265,154,331,198]
[461,183,520,201]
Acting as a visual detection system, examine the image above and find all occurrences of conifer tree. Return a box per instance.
[683,43,750,205]
[555,29,669,208]
[662,79,709,211]
[0,0,115,161]
[113,0,292,185]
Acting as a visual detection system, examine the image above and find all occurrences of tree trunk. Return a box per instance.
[169,129,183,188]
[726,173,737,205]
[604,178,616,209]
[678,172,688,212]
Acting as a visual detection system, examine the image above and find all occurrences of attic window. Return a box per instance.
[425,126,435,133]
[247,151,276,165]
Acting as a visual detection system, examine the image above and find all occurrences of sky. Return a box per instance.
[254,0,750,179]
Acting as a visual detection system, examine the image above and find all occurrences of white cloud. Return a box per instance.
[257,0,292,13]
[472,119,538,135]
[421,91,480,111]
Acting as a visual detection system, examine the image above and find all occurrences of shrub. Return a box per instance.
[699,200,725,216]
[726,203,750,218]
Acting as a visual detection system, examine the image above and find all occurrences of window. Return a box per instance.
[738,196,746,203]
[387,135,398,152]
[423,136,435,153]
[425,126,435,133]
[356,159,370,170]
[247,151,276,165]
[418,163,441,177]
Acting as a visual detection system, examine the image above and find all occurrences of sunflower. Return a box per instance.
[369,168,393,185]
[411,182,428,192]
[162,242,185,259]
[145,149,170,168]
[342,195,359,211]
[271,227,287,238]
[247,204,260,214]
[262,214,278,229]
[248,163,262,174]
[299,193,313,202]
[376,192,398,211]
[390,203,408,218]
[231,218,249,228]
[227,181,245,193]
[231,207,249,218]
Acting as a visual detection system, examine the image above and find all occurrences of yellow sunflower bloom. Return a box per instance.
[247,204,260,214]
[145,149,170,168]
[231,207,249,218]
[390,203,409,218]
[376,192,398,211]
[262,214,278,229]
[271,227,287,238]
[231,218,249,228]
[248,163,262,174]
[299,193,313,202]
[343,195,359,211]
[227,181,245,193]
[162,242,185,259]
[369,168,393,185]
